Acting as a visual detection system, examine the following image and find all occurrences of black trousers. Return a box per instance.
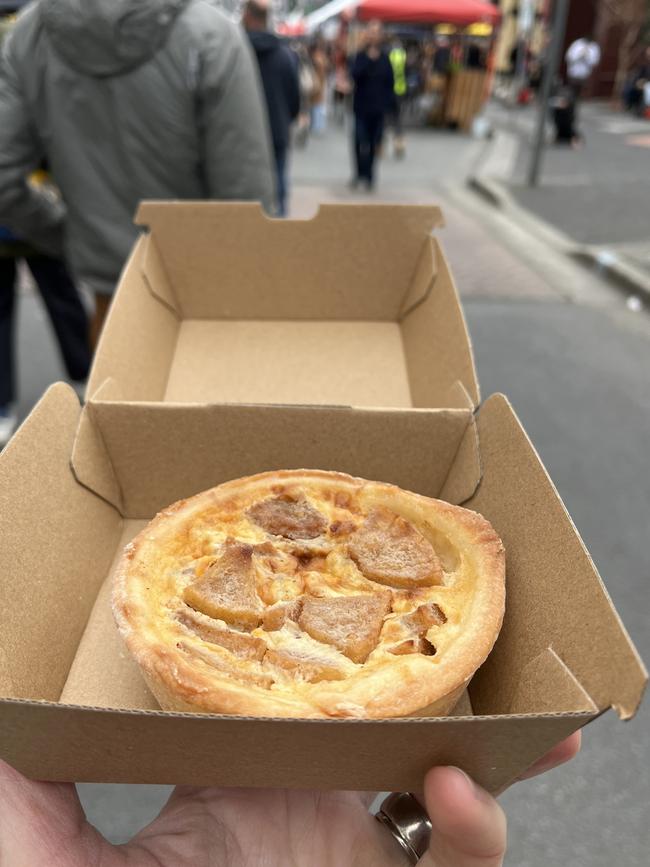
[0,256,90,406]
[388,94,405,137]
[354,112,385,183]
[567,78,585,127]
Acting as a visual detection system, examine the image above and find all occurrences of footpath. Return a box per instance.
[472,99,650,300]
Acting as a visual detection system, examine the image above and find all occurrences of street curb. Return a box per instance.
[468,175,650,304]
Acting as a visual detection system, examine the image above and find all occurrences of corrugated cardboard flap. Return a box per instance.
[0,384,121,703]
[141,232,180,315]
[400,239,480,408]
[83,402,477,518]
[134,202,444,320]
[86,235,180,402]
[439,411,481,504]
[467,394,647,720]
[71,404,124,514]
[506,647,598,715]
[398,234,438,317]
[0,697,594,792]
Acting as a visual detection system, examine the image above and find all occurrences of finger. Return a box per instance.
[0,759,99,864]
[417,767,506,867]
[517,731,581,782]
[0,759,84,826]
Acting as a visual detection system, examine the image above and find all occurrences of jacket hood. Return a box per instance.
[40,0,190,77]
[247,29,281,56]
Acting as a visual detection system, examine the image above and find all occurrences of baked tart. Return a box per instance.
[113,470,505,719]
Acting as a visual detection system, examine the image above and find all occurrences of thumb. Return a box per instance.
[417,767,506,867]
[0,759,103,866]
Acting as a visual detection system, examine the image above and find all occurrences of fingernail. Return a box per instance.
[449,767,491,803]
[449,766,474,789]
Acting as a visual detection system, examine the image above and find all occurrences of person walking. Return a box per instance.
[388,38,407,158]
[293,42,317,148]
[332,44,352,126]
[625,45,650,116]
[243,0,300,218]
[0,219,90,448]
[309,38,330,136]
[350,20,394,191]
[0,0,274,346]
[564,33,600,145]
[0,19,89,448]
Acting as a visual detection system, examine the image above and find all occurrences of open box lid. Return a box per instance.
[133,201,446,320]
[0,386,645,792]
[87,203,480,410]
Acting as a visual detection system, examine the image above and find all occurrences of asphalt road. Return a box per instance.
[5,123,650,866]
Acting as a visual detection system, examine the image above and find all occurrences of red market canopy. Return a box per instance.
[357,0,501,25]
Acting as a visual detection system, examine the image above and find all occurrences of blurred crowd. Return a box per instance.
[292,28,489,145]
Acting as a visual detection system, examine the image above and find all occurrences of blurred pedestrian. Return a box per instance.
[0,0,274,347]
[0,19,89,447]
[528,53,543,94]
[388,37,407,158]
[550,81,578,147]
[350,20,394,191]
[564,33,600,144]
[0,224,90,447]
[332,44,352,126]
[466,41,485,70]
[624,45,650,116]
[293,42,316,147]
[243,0,299,217]
[433,36,451,74]
[405,45,422,104]
[309,38,329,135]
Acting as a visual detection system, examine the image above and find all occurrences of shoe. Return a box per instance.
[69,379,87,403]
[0,405,18,448]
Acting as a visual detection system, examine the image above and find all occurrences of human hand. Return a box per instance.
[0,732,580,867]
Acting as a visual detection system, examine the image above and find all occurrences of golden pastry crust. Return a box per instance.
[113,470,505,719]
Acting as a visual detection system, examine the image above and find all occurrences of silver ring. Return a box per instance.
[375,792,432,865]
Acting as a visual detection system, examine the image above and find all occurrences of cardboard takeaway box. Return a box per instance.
[0,383,645,792]
[87,202,480,410]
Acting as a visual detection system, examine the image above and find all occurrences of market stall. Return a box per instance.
[356,0,501,130]
[357,0,500,26]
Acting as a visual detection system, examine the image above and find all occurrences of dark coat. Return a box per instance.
[351,50,394,116]
[247,30,300,153]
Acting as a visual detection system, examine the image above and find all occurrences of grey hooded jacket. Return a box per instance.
[0,0,275,294]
